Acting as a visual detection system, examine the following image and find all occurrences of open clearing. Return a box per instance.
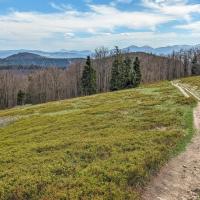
[0,80,197,199]
[143,76,200,200]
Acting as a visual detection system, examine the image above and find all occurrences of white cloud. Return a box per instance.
[142,0,200,20]
[63,31,200,50]
[0,4,173,42]
[116,0,133,3]
[64,32,75,39]
[38,31,200,50]
[110,0,133,6]
[2,30,200,51]
[1,0,200,50]
[50,2,73,11]
[176,21,200,33]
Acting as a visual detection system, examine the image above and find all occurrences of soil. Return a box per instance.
[0,117,17,127]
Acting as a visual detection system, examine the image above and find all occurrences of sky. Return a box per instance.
[0,0,200,51]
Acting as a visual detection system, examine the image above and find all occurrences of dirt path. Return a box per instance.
[0,117,17,128]
[143,82,200,200]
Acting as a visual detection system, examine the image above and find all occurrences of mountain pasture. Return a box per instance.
[0,81,196,199]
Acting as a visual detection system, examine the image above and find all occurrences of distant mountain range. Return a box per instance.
[0,44,199,69]
[0,50,92,59]
[123,44,200,55]
[0,52,83,69]
[0,44,199,59]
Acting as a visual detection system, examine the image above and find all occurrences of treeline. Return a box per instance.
[0,65,43,70]
[81,47,142,95]
[110,47,141,91]
[0,71,27,108]
[173,48,200,76]
[0,46,198,109]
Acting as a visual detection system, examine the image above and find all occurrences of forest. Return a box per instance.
[0,47,200,109]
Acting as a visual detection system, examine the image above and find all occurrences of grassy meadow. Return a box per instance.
[180,76,200,99]
[181,76,200,88]
[0,81,197,200]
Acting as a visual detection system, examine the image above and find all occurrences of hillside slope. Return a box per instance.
[181,76,200,90]
[0,81,196,199]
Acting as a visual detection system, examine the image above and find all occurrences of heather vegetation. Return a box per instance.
[0,80,196,199]
[181,76,200,89]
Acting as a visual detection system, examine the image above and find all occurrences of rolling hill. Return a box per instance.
[0,52,84,69]
[0,50,92,59]
[0,78,197,199]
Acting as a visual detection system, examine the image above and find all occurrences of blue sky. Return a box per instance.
[0,0,200,50]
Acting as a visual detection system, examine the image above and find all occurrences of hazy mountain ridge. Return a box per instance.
[0,50,92,59]
[0,44,199,69]
[0,52,83,69]
[123,44,200,55]
[0,44,199,59]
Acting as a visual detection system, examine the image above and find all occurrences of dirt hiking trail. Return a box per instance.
[0,117,17,128]
[143,82,200,200]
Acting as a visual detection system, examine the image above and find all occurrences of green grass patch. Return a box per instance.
[0,80,196,200]
[171,107,195,156]
[180,76,200,88]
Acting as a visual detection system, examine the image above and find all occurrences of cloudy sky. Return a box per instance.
[0,0,200,50]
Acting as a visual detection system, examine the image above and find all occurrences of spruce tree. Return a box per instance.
[81,56,97,95]
[192,54,197,65]
[133,57,141,86]
[17,90,26,105]
[110,46,123,91]
[110,60,120,91]
[191,54,200,75]
[123,56,132,88]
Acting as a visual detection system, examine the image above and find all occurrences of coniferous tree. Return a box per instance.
[192,54,198,65]
[110,46,123,91]
[81,56,97,95]
[118,62,125,89]
[133,57,141,86]
[110,59,120,91]
[191,54,200,75]
[17,90,26,105]
[110,49,140,91]
[123,56,133,88]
